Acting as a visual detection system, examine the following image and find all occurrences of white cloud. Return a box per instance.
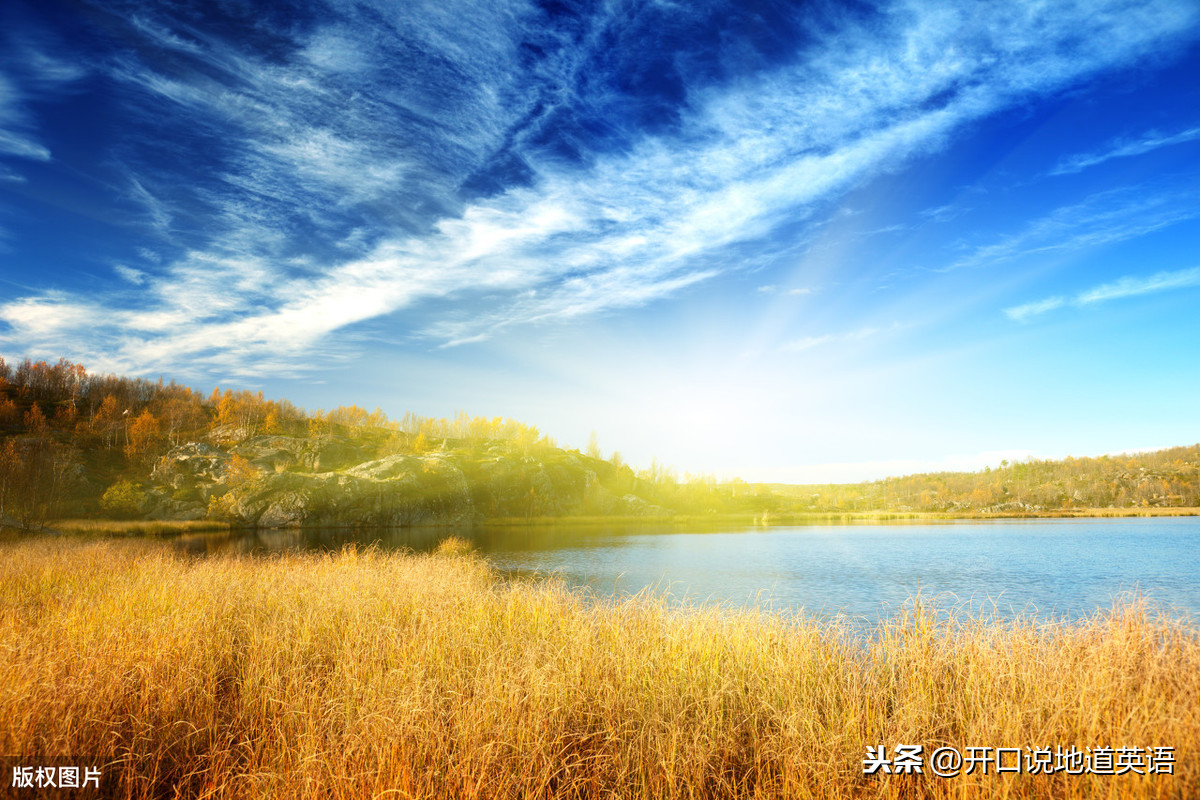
[1004,265,1200,322]
[0,40,86,166]
[759,285,814,296]
[780,326,880,353]
[126,178,173,234]
[4,0,1199,377]
[947,187,1200,272]
[0,163,27,183]
[1076,266,1200,304]
[113,265,147,285]
[1051,125,1200,176]
[1004,296,1066,322]
[0,129,50,161]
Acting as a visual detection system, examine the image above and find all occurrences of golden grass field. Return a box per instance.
[1,535,1196,799]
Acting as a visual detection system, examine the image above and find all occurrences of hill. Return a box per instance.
[1,357,1198,529]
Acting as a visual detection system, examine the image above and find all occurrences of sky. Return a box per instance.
[1,0,1199,483]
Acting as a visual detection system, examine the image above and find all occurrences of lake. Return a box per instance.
[173,517,1200,623]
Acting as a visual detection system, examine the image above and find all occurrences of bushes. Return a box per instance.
[100,479,146,517]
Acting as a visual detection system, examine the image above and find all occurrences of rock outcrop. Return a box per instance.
[144,436,658,528]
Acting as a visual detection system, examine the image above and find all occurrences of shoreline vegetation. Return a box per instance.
[3,357,1200,533]
[2,535,1196,799]
[9,505,1197,539]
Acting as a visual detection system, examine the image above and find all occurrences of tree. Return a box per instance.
[224,455,258,487]
[0,397,19,426]
[24,404,48,434]
[93,395,122,449]
[125,409,163,466]
[0,439,18,518]
[585,430,602,460]
[0,435,77,529]
[161,397,207,445]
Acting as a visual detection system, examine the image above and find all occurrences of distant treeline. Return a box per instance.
[764,446,1200,513]
[1,356,1197,529]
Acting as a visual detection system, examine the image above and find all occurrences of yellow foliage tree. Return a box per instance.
[124,409,162,465]
[93,395,122,449]
[225,454,259,487]
[24,404,48,434]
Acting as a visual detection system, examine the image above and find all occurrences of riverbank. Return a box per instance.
[26,505,1200,538]
[2,536,1195,799]
[485,506,1200,527]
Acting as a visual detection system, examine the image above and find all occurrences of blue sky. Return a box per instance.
[1,0,1198,482]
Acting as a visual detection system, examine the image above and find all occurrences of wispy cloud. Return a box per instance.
[0,129,51,161]
[0,163,29,183]
[757,285,813,296]
[0,23,87,166]
[780,326,881,353]
[1004,266,1200,321]
[946,186,1200,272]
[113,265,147,285]
[1051,125,1200,175]
[2,0,1198,376]
[1003,296,1067,322]
[1077,266,1200,304]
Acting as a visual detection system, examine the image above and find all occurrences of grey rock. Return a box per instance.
[618,494,671,516]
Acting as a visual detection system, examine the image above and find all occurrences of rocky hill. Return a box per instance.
[145,433,669,527]
[2,357,1198,530]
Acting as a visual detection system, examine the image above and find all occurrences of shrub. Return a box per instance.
[100,480,145,517]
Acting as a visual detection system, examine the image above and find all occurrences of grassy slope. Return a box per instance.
[2,536,1197,799]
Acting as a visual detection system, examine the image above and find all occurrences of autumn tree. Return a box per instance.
[215,389,269,438]
[93,395,123,449]
[0,397,19,426]
[52,403,78,428]
[0,439,18,518]
[224,455,259,487]
[24,404,48,435]
[125,409,163,466]
[161,396,207,445]
[0,432,77,528]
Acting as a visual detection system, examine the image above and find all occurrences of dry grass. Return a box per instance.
[47,519,233,536]
[1,537,1196,799]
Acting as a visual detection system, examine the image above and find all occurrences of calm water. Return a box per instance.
[174,518,1200,622]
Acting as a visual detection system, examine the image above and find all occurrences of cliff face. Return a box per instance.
[146,434,664,527]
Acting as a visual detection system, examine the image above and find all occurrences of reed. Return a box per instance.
[1,536,1196,799]
[46,518,234,535]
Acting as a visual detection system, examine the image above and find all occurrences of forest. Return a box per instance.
[1,356,1197,530]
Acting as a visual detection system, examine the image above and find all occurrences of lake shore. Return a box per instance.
[2,535,1196,799]
[18,505,1200,537]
